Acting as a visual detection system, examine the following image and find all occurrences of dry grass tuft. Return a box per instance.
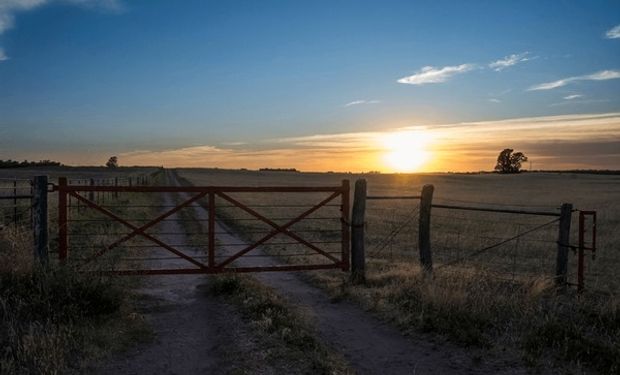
[209,274,353,375]
[0,229,33,275]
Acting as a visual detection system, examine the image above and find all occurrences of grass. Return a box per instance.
[0,169,165,374]
[208,275,352,375]
[177,168,620,373]
[166,177,351,373]
[0,229,152,374]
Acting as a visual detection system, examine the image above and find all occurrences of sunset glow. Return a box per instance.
[381,131,433,172]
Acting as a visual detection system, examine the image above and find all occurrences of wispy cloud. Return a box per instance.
[397,64,476,85]
[528,70,620,91]
[488,98,501,103]
[1,0,122,34]
[605,24,620,39]
[563,94,583,100]
[0,47,8,61]
[344,99,380,107]
[0,0,123,59]
[113,113,620,172]
[489,52,532,71]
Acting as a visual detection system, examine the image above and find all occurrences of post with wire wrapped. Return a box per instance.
[418,184,434,275]
[350,179,366,284]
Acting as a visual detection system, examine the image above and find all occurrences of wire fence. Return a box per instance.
[4,171,605,290]
[0,178,33,230]
[359,192,591,288]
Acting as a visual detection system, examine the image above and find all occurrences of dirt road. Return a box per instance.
[99,171,528,374]
[96,186,272,374]
[172,171,527,375]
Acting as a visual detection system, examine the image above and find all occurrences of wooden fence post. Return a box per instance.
[350,179,366,284]
[114,177,118,198]
[555,203,573,290]
[32,176,48,265]
[418,184,434,275]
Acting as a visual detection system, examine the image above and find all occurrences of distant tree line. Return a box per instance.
[259,168,299,172]
[0,159,63,168]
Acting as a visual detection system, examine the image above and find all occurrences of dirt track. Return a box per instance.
[98,170,529,374]
[96,183,273,375]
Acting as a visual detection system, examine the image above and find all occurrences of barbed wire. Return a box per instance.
[435,217,561,270]
[367,205,419,258]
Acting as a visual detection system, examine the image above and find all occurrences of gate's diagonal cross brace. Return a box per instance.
[215,191,341,268]
[104,191,208,250]
[70,192,207,269]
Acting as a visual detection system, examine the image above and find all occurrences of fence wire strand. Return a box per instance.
[436,217,561,270]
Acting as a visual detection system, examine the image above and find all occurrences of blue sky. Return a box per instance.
[0,0,619,171]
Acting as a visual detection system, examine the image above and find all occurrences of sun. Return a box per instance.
[381,130,432,172]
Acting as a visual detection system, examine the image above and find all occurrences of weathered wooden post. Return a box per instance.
[555,203,573,290]
[32,176,48,265]
[114,177,119,198]
[418,184,434,275]
[350,179,366,284]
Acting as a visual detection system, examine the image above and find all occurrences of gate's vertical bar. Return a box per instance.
[89,178,95,202]
[29,181,34,229]
[341,179,351,272]
[208,191,215,268]
[555,203,573,291]
[13,179,17,228]
[577,211,585,292]
[33,176,49,265]
[114,177,119,198]
[350,179,366,283]
[58,177,68,261]
[418,184,434,275]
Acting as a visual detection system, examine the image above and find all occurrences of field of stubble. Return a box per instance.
[178,168,620,373]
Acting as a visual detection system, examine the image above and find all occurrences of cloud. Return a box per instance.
[563,94,583,100]
[0,0,124,61]
[344,99,380,107]
[397,64,476,85]
[0,0,123,35]
[111,112,620,172]
[605,24,620,39]
[528,70,620,91]
[488,98,501,103]
[489,52,532,71]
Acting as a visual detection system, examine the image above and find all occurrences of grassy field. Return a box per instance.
[0,167,160,230]
[177,168,620,291]
[0,167,163,374]
[177,168,620,373]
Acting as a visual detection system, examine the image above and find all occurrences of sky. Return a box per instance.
[0,0,619,172]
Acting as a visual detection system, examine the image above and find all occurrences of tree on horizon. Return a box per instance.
[106,156,118,168]
[494,149,527,174]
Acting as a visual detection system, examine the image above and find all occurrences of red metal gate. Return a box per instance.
[52,178,350,275]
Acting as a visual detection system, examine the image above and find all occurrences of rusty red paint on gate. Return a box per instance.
[53,177,350,275]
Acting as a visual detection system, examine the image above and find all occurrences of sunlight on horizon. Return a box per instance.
[381,130,433,172]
